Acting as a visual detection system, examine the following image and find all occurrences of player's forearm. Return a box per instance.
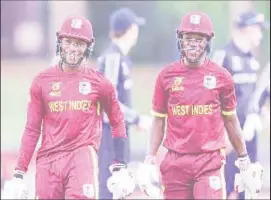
[111,119,128,164]
[16,127,40,172]
[103,83,127,138]
[110,116,127,138]
[109,98,127,138]
[113,137,129,164]
[147,116,165,156]
[110,107,128,163]
[223,114,247,157]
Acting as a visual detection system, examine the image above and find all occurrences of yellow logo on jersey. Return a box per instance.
[172,104,213,116]
[48,100,92,112]
[171,77,184,92]
[49,81,61,96]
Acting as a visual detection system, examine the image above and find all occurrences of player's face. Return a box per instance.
[181,33,208,63]
[129,24,139,47]
[245,25,263,48]
[60,37,88,66]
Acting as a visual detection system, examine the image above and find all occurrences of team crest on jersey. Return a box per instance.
[209,176,222,191]
[203,75,216,89]
[49,81,61,96]
[171,77,184,92]
[79,81,91,95]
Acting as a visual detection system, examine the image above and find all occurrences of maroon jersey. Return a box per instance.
[16,65,126,172]
[152,59,236,154]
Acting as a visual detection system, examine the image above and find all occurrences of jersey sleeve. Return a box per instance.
[16,76,44,172]
[99,78,128,164]
[151,69,167,117]
[99,78,126,138]
[220,70,237,116]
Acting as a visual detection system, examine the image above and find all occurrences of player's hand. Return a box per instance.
[136,115,152,133]
[234,161,264,199]
[243,113,262,141]
[236,155,251,172]
[2,170,28,199]
[137,155,162,198]
[107,163,136,199]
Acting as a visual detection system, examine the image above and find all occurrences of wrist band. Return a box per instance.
[14,173,23,179]
[238,153,248,158]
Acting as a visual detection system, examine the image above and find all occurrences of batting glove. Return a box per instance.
[107,163,136,199]
[234,161,264,199]
[236,155,251,172]
[2,170,28,199]
[137,155,162,198]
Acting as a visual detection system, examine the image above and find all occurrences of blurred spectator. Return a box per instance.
[211,10,269,200]
[96,7,152,200]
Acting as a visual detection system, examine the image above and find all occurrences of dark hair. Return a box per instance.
[109,26,131,39]
[110,31,126,39]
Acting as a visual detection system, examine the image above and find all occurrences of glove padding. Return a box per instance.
[235,160,264,199]
[243,113,262,141]
[2,177,28,199]
[236,155,251,172]
[107,163,136,199]
[137,155,162,198]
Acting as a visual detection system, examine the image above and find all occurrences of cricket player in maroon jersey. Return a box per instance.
[137,12,264,199]
[3,16,134,199]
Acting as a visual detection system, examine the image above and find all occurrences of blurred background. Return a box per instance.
[1,1,270,198]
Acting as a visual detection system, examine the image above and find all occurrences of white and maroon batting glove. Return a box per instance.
[236,154,251,172]
[107,163,135,199]
[2,170,28,199]
[137,155,161,198]
[144,155,156,165]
